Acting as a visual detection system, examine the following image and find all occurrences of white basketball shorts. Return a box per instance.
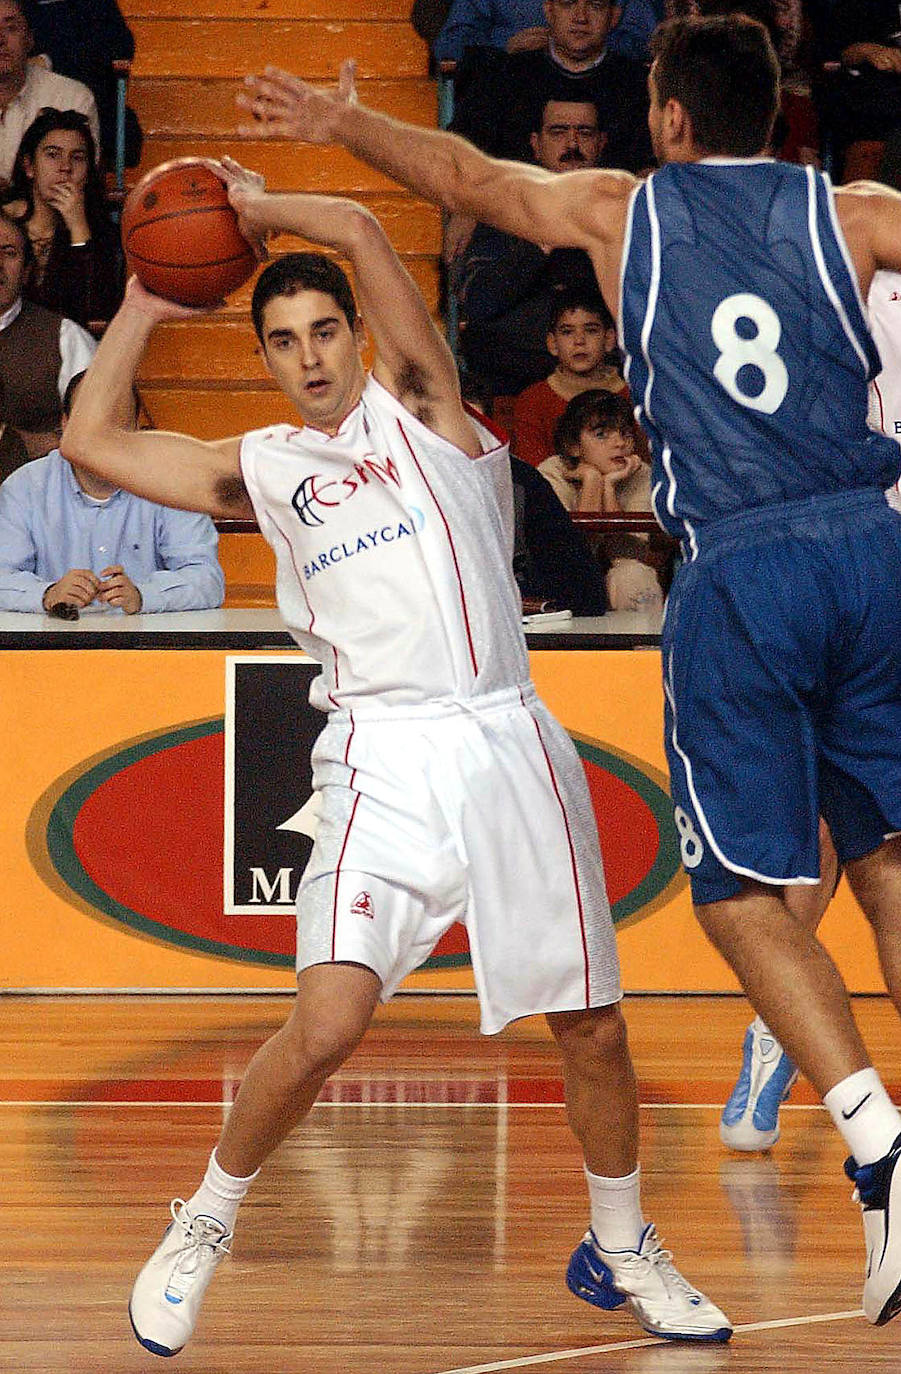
[295,683,621,1033]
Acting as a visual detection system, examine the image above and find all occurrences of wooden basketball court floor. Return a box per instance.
[5,991,901,1373]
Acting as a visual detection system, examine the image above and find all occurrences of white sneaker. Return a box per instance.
[845,1133,901,1325]
[567,1223,732,1342]
[129,1199,231,1356]
[720,1021,798,1151]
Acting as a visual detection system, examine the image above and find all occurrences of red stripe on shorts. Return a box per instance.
[522,690,591,1007]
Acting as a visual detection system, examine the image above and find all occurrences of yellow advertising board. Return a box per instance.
[0,647,882,994]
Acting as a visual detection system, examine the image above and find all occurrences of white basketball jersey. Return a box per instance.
[240,376,529,712]
[868,270,901,510]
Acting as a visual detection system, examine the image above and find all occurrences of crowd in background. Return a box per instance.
[3,0,901,615]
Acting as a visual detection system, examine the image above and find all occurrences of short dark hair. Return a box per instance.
[251,252,357,344]
[0,205,34,273]
[553,388,635,468]
[650,15,779,158]
[530,93,601,136]
[548,288,613,334]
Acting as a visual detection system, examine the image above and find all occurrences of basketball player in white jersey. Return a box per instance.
[235,14,901,1329]
[62,162,730,1356]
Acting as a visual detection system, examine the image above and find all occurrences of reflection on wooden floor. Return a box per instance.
[3,993,901,1372]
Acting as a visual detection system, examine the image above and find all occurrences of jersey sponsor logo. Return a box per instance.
[292,455,402,528]
[302,507,426,581]
[351,891,375,920]
[30,686,684,970]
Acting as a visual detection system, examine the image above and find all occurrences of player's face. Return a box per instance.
[531,101,604,172]
[26,128,90,203]
[548,308,612,373]
[578,422,635,474]
[0,1,29,82]
[544,0,620,65]
[0,216,27,313]
[260,288,366,433]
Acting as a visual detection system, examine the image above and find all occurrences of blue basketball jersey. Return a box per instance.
[619,159,901,548]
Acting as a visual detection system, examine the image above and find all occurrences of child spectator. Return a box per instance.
[2,107,123,328]
[512,288,625,465]
[541,388,663,609]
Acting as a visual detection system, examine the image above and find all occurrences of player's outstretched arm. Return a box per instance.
[220,159,480,454]
[834,181,901,297]
[237,62,635,261]
[61,280,252,519]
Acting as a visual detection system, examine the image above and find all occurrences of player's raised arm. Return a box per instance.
[834,180,901,298]
[220,158,480,454]
[62,280,252,518]
[238,63,636,270]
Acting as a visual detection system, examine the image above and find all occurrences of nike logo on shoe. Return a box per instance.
[843,1094,873,1120]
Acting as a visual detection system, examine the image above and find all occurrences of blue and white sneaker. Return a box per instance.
[566,1224,733,1342]
[845,1132,901,1326]
[720,1019,798,1151]
[129,1199,231,1357]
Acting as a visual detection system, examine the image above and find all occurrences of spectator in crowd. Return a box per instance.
[818,0,901,181]
[433,0,663,63]
[0,370,225,615]
[453,97,605,395]
[541,388,663,609]
[463,373,611,611]
[1,108,123,328]
[0,0,99,185]
[0,375,27,481]
[449,0,653,166]
[512,287,625,465]
[21,0,140,168]
[0,206,95,457]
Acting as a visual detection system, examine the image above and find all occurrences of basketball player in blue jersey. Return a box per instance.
[64,166,731,1355]
[241,12,901,1326]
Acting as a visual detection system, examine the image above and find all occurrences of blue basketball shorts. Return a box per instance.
[661,489,901,905]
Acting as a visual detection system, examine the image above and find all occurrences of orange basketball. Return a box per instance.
[121,158,257,307]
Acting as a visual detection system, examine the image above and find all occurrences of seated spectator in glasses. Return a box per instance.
[21,0,140,169]
[0,206,95,458]
[511,288,625,465]
[2,108,123,328]
[454,97,605,395]
[449,0,653,166]
[0,370,225,615]
[433,0,662,63]
[541,389,662,609]
[0,375,27,481]
[0,0,99,185]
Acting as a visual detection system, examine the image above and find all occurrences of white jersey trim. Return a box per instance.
[805,165,870,376]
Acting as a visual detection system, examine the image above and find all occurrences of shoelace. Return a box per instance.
[635,1231,703,1303]
[164,1200,231,1303]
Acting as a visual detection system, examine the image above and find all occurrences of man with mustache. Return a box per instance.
[455,96,610,397]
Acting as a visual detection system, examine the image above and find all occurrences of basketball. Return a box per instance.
[121,158,257,307]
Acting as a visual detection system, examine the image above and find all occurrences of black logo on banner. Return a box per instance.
[225,658,322,914]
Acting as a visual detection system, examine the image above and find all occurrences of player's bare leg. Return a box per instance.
[549,1004,732,1342]
[697,860,901,1324]
[847,836,901,1011]
[129,963,381,1356]
[720,823,840,1149]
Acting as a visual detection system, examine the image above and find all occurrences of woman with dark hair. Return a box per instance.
[1,106,123,329]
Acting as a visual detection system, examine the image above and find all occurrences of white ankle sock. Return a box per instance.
[824,1068,901,1165]
[585,1164,645,1252]
[184,1150,259,1233]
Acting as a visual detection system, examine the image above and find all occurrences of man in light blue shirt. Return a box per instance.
[0,370,225,614]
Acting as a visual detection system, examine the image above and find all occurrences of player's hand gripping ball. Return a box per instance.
[121,158,257,307]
